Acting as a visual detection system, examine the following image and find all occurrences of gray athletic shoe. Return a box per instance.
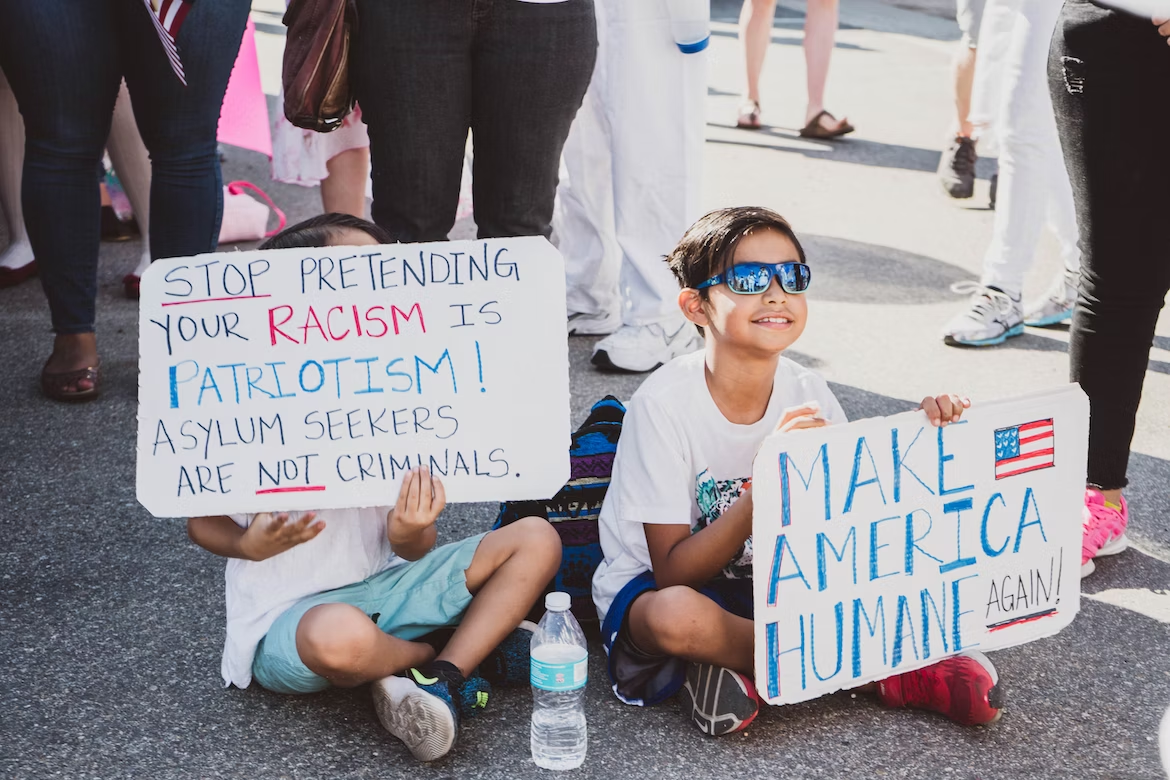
[1023,269,1079,327]
[942,283,1024,347]
[939,136,977,199]
[372,674,458,762]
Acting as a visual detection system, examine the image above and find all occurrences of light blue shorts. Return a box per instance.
[253,533,486,695]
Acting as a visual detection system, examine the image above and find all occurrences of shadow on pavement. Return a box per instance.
[706,130,970,178]
[801,233,976,304]
[996,331,1170,376]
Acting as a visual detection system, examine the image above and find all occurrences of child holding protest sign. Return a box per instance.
[187,214,561,763]
[591,207,1004,736]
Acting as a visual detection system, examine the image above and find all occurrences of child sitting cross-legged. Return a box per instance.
[188,214,561,762]
[591,206,1004,736]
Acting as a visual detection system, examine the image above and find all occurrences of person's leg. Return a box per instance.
[320,147,369,218]
[802,0,849,132]
[627,585,754,675]
[0,0,122,393]
[738,0,777,123]
[592,2,704,371]
[295,603,436,687]
[953,0,986,138]
[1021,91,1082,327]
[117,0,249,263]
[435,517,562,676]
[0,66,34,274]
[294,518,559,686]
[470,0,596,239]
[106,79,153,283]
[977,0,1065,299]
[353,0,472,242]
[954,46,978,140]
[1051,0,1170,497]
[942,0,1068,348]
[557,0,621,333]
[937,4,979,200]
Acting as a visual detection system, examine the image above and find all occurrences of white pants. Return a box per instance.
[555,0,707,326]
[972,0,1079,298]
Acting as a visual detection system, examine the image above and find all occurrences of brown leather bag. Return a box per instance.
[281,0,358,132]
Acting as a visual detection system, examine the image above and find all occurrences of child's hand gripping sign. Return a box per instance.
[135,237,571,517]
[751,385,1088,705]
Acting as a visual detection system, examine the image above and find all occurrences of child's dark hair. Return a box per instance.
[258,213,394,250]
[665,206,806,295]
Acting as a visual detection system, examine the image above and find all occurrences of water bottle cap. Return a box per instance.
[545,592,571,611]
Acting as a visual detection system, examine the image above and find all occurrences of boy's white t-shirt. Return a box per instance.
[220,507,404,688]
[591,351,847,623]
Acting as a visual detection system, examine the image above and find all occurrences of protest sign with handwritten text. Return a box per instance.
[136,237,570,518]
[752,385,1087,705]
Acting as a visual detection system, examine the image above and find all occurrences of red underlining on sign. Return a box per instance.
[162,294,272,307]
[996,463,1055,479]
[255,486,327,494]
[987,609,1057,632]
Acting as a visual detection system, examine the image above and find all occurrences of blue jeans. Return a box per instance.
[353,0,597,242]
[0,0,250,334]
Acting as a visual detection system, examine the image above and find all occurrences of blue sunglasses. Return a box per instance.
[695,261,812,295]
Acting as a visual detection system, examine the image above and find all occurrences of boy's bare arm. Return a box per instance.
[644,492,754,589]
[187,512,323,561]
[642,402,833,588]
[387,468,442,561]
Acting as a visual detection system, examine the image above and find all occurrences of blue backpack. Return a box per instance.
[492,396,625,623]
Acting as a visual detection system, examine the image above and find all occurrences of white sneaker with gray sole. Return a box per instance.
[1024,269,1079,327]
[568,310,621,336]
[591,322,703,373]
[372,674,457,762]
[942,283,1024,347]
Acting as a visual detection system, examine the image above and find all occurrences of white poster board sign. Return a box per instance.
[136,236,570,518]
[752,385,1088,706]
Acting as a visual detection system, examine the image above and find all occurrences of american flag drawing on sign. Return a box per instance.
[994,418,1055,480]
[143,0,196,85]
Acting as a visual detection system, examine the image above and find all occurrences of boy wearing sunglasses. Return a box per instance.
[591,207,1003,736]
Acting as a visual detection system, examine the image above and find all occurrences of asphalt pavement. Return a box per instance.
[1,1,1168,778]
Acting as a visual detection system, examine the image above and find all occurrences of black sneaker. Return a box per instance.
[479,621,537,686]
[939,135,977,199]
[681,663,760,737]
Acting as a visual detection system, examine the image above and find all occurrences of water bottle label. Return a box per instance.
[531,656,588,692]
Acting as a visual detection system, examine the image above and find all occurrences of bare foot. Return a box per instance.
[42,333,99,394]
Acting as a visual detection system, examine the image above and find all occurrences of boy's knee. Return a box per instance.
[641,586,704,654]
[505,516,562,564]
[296,603,378,675]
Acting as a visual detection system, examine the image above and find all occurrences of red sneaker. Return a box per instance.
[682,663,759,737]
[877,651,1003,726]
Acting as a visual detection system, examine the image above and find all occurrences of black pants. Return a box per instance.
[1049,0,1170,490]
[352,0,597,243]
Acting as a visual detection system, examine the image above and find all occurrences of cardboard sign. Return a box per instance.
[136,237,571,518]
[752,385,1088,706]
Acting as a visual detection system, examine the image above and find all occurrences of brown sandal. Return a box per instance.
[736,100,762,130]
[799,110,854,139]
[41,360,102,402]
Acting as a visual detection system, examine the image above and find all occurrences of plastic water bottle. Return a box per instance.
[666,0,711,53]
[530,592,588,770]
